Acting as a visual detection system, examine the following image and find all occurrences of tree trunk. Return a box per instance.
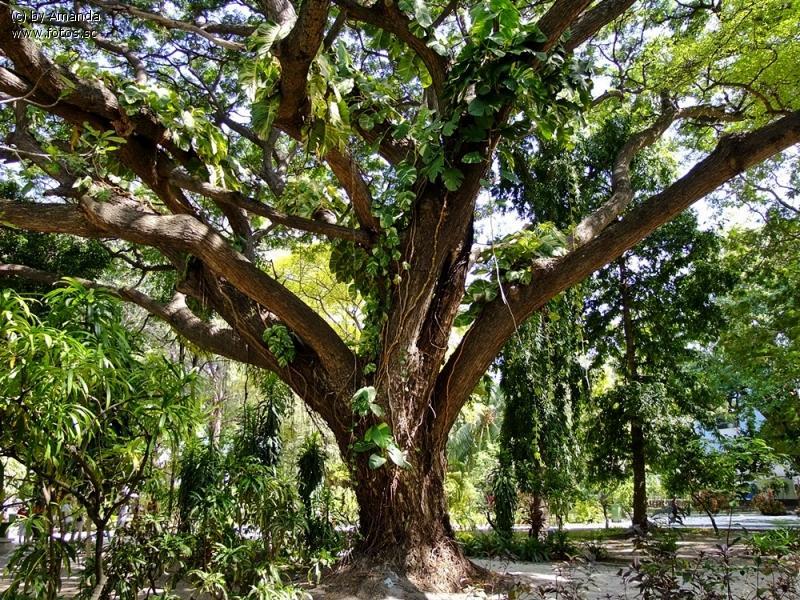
[694,493,720,535]
[343,437,480,591]
[46,500,58,600]
[529,492,546,539]
[620,259,648,532]
[630,419,648,531]
[90,521,107,600]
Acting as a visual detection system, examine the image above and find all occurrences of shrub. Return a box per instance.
[569,498,603,524]
[754,490,786,516]
[456,530,576,562]
[749,528,800,558]
[691,490,730,514]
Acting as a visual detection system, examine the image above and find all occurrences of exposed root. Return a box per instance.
[309,542,521,599]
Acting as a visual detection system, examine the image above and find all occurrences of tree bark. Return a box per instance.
[337,405,481,591]
[90,521,107,600]
[528,492,546,539]
[46,498,58,600]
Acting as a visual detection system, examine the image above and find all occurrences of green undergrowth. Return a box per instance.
[456,529,578,562]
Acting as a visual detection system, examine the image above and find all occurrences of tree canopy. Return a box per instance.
[1,0,799,587]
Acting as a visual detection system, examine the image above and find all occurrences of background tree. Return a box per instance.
[703,186,800,471]
[584,211,732,530]
[0,183,111,295]
[0,0,799,587]
[497,290,587,537]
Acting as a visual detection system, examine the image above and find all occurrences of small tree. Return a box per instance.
[661,431,778,534]
[0,284,198,599]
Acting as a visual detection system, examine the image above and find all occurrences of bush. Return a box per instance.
[749,528,800,558]
[456,530,576,562]
[754,490,786,516]
[569,498,603,524]
[99,515,192,600]
[692,490,730,514]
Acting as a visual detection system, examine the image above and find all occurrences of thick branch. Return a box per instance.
[434,110,800,437]
[565,0,636,51]
[569,104,743,247]
[0,198,356,386]
[536,0,594,51]
[325,148,380,232]
[0,263,266,368]
[0,6,121,121]
[180,264,352,435]
[0,200,103,237]
[274,0,331,132]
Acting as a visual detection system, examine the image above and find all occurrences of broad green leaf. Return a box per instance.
[368,453,387,469]
[442,168,464,191]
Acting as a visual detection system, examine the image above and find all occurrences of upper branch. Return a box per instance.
[273,0,332,133]
[167,168,372,244]
[332,0,448,102]
[85,0,247,50]
[565,0,637,51]
[536,0,594,51]
[569,103,743,247]
[434,109,800,436]
[324,148,380,232]
[0,6,121,122]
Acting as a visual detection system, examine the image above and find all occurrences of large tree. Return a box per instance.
[1,0,799,588]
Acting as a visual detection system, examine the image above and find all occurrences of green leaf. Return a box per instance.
[249,21,292,56]
[261,324,296,367]
[398,0,433,28]
[388,443,411,469]
[181,110,195,130]
[358,113,375,131]
[368,453,387,469]
[468,98,489,117]
[364,422,392,449]
[353,439,375,453]
[462,151,483,164]
[351,385,377,416]
[442,168,464,191]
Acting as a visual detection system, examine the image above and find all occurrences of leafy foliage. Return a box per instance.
[497,290,587,530]
[0,283,199,598]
